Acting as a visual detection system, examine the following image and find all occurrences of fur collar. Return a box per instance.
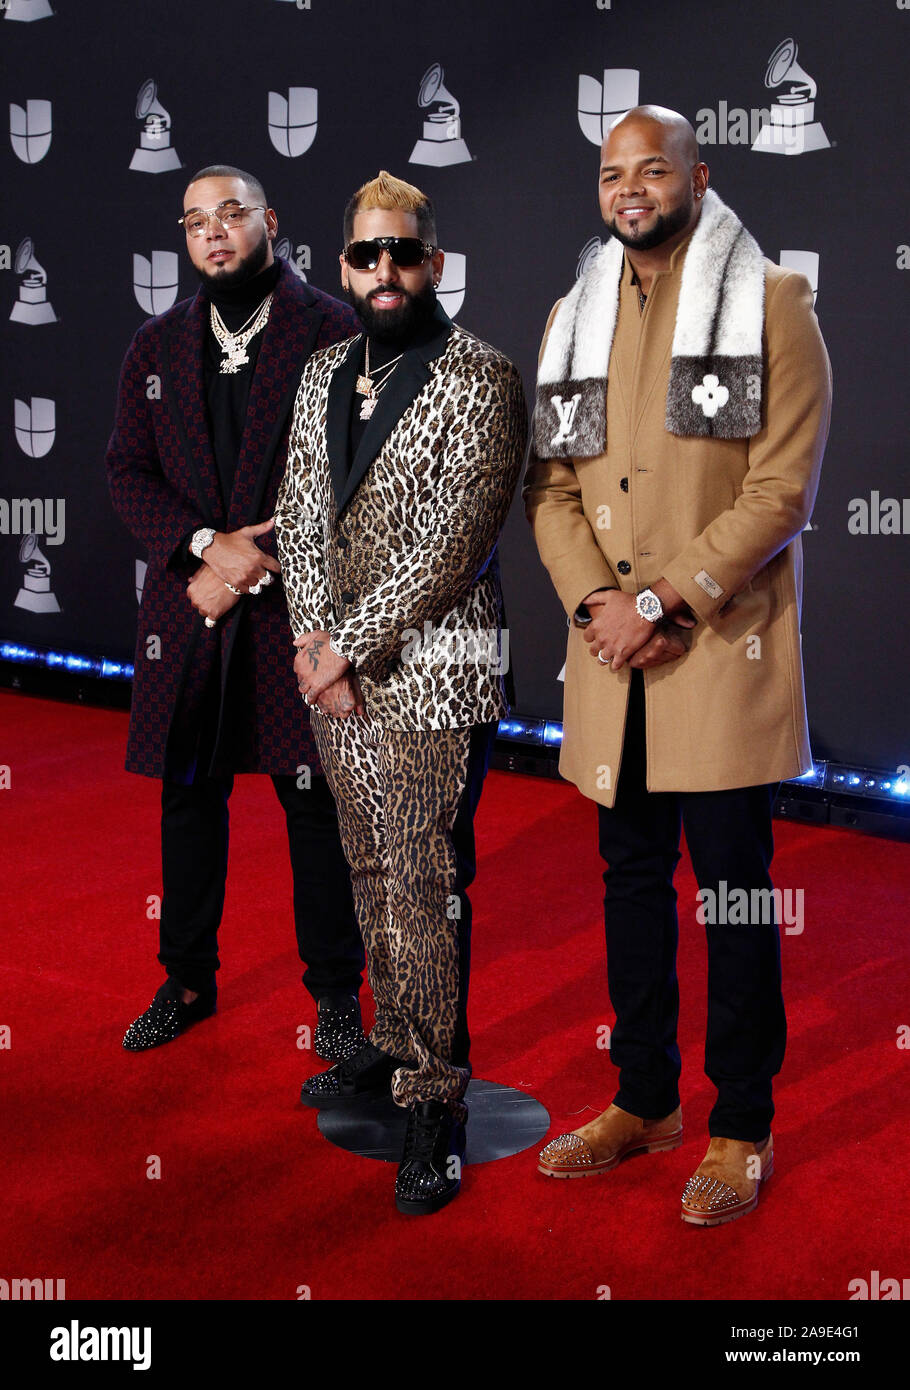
[533,189,765,458]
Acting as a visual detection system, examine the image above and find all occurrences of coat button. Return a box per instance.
[341,590,354,603]
[617,560,631,575]
[620,477,629,492]
[336,534,348,550]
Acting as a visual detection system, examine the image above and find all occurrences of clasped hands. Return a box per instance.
[582,586,696,670]
[186,518,281,623]
[293,631,365,720]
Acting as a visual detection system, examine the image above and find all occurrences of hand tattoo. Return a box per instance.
[302,637,325,671]
[319,682,356,717]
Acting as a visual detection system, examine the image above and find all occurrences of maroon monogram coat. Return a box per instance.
[106,259,359,780]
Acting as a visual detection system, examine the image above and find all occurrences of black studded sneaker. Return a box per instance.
[300,1040,409,1109]
[122,977,216,1052]
[395,1100,467,1216]
[313,993,368,1064]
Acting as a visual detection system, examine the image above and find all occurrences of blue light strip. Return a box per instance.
[1,657,905,802]
[496,722,910,805]
[0,641,134,681]
[496,717,544,746]
[824,764,910,802]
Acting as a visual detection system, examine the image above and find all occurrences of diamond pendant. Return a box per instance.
[220,345,249,375]
[356,373,373,396]
[359,395,379,420]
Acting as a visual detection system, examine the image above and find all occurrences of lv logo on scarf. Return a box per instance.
[550,392,582,446]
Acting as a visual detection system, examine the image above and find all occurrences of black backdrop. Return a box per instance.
[2,0,908,772]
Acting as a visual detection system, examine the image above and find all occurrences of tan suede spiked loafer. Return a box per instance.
[680,1134,774,1226]
[538,1102,683,1178]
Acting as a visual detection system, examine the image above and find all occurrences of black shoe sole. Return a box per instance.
[395,1180,461,1216]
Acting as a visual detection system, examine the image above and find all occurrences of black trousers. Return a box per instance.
[596,670,786,1141]
[446,720,499,1069]
[158,669,364,1000]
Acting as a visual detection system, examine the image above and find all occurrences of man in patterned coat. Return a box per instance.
[275,171,528,1215]
[106,165,366,1061]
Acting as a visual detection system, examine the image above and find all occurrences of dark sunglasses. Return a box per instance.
[343,236,437,271]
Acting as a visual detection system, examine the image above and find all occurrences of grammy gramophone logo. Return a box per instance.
[130,79,183,173]
[268,88,318,157]
[10,99,52,164]
[578,69,640,145]
[133,251,179,315]
[9,238,57,324]
[409,64,471,166]
[752,39,830,155]
[15,397,55,458]
[15,533,61,614]
[4,0,54,21]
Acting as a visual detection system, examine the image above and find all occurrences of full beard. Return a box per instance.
[347,280,437,345]
[606,197,694,252]
[193,228,270,292]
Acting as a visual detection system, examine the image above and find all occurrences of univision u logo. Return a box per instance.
[15,397,55,457]
[578,70,640,145]
[133,252,179,315]
[268,88,318,156]
[10,100,52,163]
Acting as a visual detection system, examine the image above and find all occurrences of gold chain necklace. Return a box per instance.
[210,292,274,374]
[355,339,404,420]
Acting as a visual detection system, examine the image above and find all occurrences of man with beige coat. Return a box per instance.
[524,106,831,1224]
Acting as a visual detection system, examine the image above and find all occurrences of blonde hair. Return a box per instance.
[344,170,436,243]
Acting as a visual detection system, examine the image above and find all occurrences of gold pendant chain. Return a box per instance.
[210,292,274,375]
[355,338,405,420]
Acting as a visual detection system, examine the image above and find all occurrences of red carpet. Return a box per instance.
[2,688,908,1302]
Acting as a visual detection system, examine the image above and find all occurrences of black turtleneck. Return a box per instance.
[203,258,282,506]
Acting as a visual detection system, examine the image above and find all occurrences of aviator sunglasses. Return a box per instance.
[343,236,437,271]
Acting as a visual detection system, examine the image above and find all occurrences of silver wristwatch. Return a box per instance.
[190,527,216,559]
[635,588,664,623]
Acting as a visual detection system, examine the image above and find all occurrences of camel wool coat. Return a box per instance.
[524,229,832,808]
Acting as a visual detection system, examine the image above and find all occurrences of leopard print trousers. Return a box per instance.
[310,709,494,1123]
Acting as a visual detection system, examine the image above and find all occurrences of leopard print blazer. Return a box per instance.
[275,323,528,730]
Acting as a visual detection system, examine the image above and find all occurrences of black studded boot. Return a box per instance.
[122,977,216,1051]
[300,1041,411,1109]
[395,1100,467,1215]
[313,993,368,1064]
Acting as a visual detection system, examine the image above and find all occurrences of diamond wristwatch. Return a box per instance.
[190,527,216,559]
[635,588,664,623]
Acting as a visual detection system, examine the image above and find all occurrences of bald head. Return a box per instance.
[608,106,700,165]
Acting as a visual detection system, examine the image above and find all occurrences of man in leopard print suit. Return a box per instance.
[275,172,527,1215]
